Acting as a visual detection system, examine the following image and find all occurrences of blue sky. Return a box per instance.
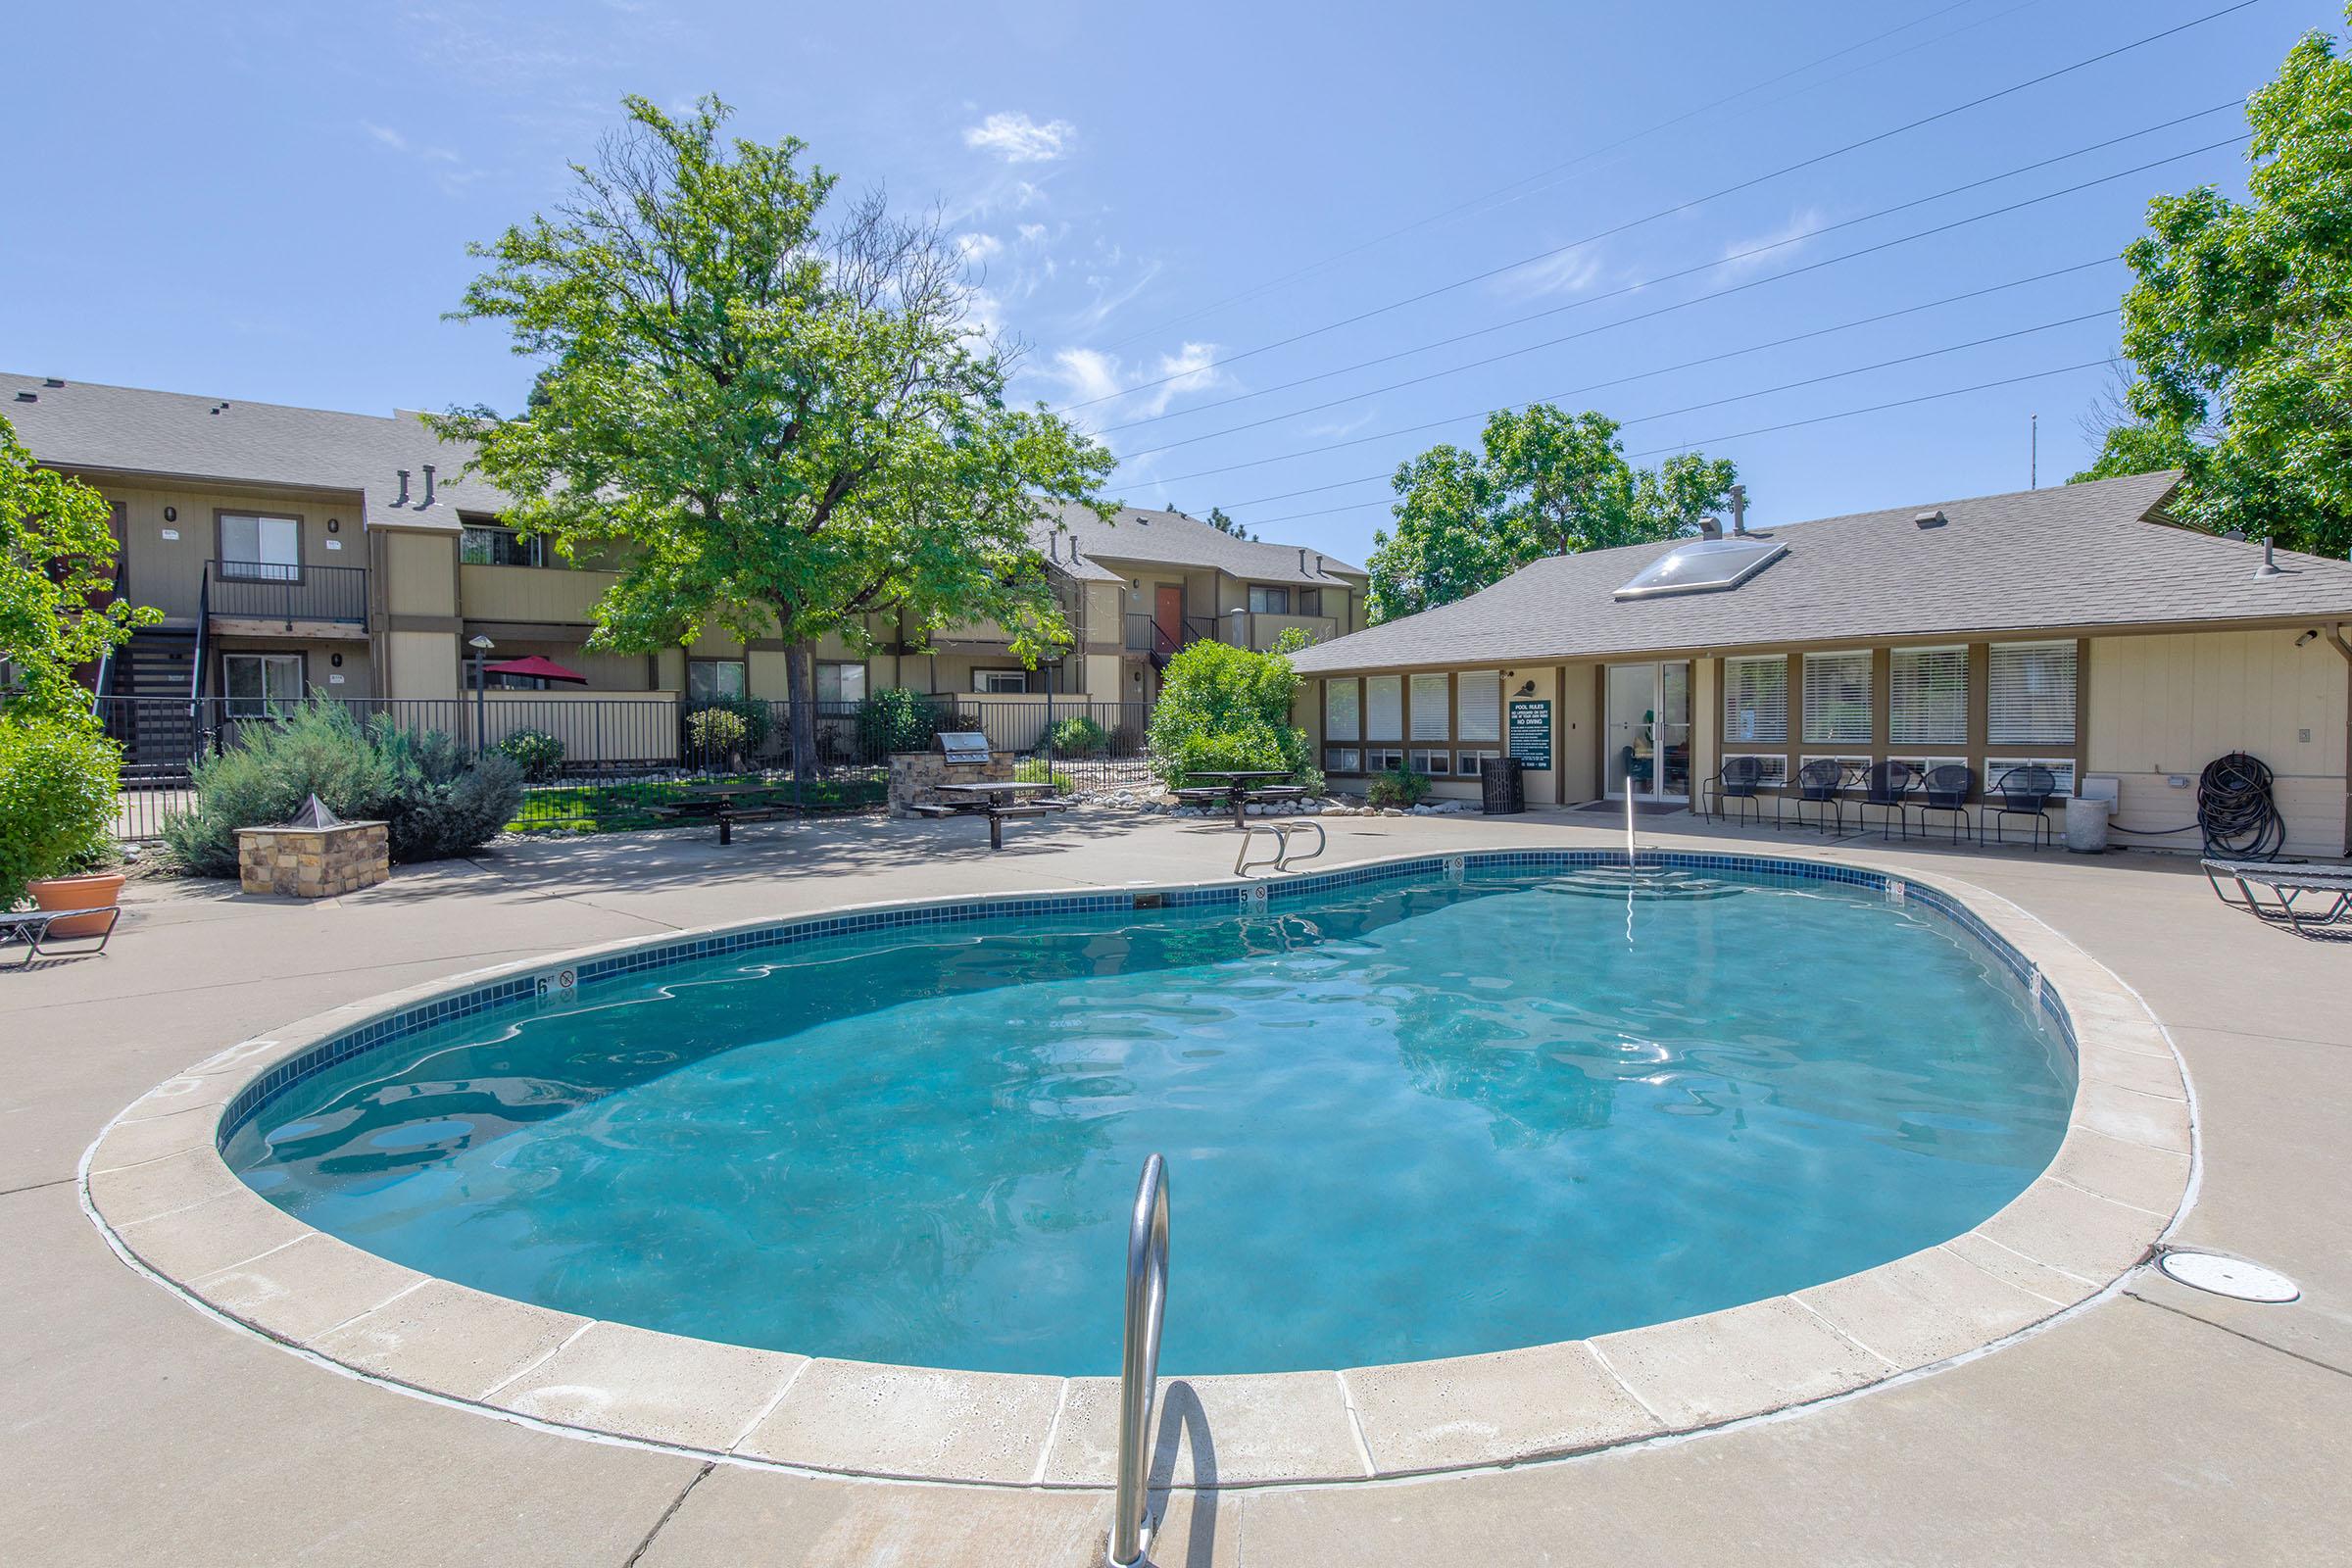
[5,0,2332,566]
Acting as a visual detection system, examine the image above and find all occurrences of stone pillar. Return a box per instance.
[235,821,391,898]
[888,752,1013,817]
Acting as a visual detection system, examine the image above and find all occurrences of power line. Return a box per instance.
[1104,100,2240,450]
[1232,359,2116,529]
[1053,0,2261,414]
[1149,275,2120,486]
[1097,0,2033,353]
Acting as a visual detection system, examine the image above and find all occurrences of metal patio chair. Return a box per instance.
[1702,755,1768,826]
[1858,760,1921,840]
[1785,758,1847,835]
[1912,764,1977,844]
[1986,764,2060,850]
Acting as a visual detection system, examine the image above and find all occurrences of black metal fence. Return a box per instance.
[95,693,1164,841]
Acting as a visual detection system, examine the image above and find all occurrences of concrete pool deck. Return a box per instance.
[6,808,2350,1564]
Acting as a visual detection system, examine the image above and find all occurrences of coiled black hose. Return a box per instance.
[2198,751,2285,860]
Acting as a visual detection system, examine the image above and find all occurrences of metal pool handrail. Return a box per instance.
[1108,1153,1171,1568]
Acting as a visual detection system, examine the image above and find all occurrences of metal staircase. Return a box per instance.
[101,628,203,778]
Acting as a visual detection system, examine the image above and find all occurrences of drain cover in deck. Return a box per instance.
[2156,1250,2300,1303]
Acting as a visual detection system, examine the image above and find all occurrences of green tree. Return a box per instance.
[1366,405,1739,621]
[434,96,1113,777]
[1,416,156,722]
[1203,506,1251,540]
[1145,632,1320,791]
[2073,10,2352,558]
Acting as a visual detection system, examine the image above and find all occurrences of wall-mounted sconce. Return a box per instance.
[1516,680,1537,696]
[330,653,344,668]
[163,506,177,522]
[2295,629,2319,647]
[327,517,340,533]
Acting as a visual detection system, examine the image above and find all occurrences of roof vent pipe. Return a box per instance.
[1697,514,1723,540]
[1914,509,1947,528]
[1314,553,1325,574]
[420,465,436,508]
[1298,547,1308,571]
[394,468,411,507]
[1729,484,1748,536]
[2256,537,2281,579]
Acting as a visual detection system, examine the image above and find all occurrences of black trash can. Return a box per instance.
[1480,756,1525,815]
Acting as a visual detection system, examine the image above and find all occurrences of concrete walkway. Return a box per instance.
[5,808,2347,1565]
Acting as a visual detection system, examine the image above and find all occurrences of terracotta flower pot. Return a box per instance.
[29,871,125,938]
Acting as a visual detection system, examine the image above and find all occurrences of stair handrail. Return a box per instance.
[87,559,127,718]
[1107,1153,1170,1568]
[190,564,210,724]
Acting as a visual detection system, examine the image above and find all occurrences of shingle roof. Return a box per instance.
[1031,501,1365,587]
[1290,470,2352,672]
[4,372,502,532]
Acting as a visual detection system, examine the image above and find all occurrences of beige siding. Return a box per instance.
[384,531,458,617]
[1557,661,1600,804]
[2089,630,2349,857]
[458,564,616,624]
[386,629,460,699]
[92,479,360,621]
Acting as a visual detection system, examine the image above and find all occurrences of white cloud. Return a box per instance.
[1495,247,1604,301]
[1017,222,1050,244]
[364,122,409,151]
[956,231,1004,265]
[1038,341,1228,432]
[1303,408,1380,439]
[361,120,482,195]
[1065,259,1164,332]
[1721,208,1828,274]
[963,111,1077,164]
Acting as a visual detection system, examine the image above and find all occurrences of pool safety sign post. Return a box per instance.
[1508,700,1552,770]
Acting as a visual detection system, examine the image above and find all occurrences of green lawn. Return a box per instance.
[508,773,888,834]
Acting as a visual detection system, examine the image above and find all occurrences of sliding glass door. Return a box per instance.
[1603,662,1691,802]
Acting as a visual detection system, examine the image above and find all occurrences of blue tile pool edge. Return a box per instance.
[214,849,2075,1149]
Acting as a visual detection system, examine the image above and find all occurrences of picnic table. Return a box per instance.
[647,782,788,845]
[920,779,1071,850]
[1175,769,1306,828]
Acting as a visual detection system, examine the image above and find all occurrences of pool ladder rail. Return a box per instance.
[1108,1153,1171,1568]
[1234,818,1326,877]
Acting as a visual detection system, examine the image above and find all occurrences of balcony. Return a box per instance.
[205,561,368,637]
[458,563,619,625]
[1224,612,1341,651]
[1124,612,1216,662]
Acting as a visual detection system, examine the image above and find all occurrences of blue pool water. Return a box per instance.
[225,868,2073,1375]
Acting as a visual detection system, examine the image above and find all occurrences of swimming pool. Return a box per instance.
[220,854,2074,1378]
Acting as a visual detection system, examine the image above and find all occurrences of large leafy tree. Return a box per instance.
[2073,9,2352,558]
[1366,405,1740,621]
[434,97,1114,775]
[1,416,156,723]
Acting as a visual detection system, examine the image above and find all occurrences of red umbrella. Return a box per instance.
[481,655,591,686]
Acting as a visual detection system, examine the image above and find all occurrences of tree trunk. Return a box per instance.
[784,640,820,783]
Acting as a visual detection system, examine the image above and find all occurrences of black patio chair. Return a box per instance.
[1987,764,2060,850]
[1785,758,1847,835]
[1858,760,1922,840]
[1702,755,1767,826]
[1913,764,1977,844]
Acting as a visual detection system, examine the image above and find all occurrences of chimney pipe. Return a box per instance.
[1698,514,1723,540]
[1730,484,1748,536]
[420,464,436,508]
[2256,537,2281,579]
[1298,547,1307,570]
[394,468,411,507]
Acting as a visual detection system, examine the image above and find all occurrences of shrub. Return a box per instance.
[0,714,122,909]
[856,687,952,756]
[1367,765,1431,808]
[684,706,750,765]
[496,727,566,783]
[1145,639,1322,794]
[1012,758,1076,795]
[1045,714,1108,758]
[159,702,519,875]
[688,696,772,757]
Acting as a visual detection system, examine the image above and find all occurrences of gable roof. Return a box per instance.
[4,372,504,532]
[1291,470,2352,673]
[1032,501,1365,587]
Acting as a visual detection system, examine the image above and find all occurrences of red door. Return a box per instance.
[1153,586,1183,654]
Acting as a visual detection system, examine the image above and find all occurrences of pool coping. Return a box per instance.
[79,849,2194,1491]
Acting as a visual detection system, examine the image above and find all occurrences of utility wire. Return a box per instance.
[1099,0,2034,352]
[1106,99,2241,450]
[1054,0,2262,414]
[1233,359,2116,528]
[1150,280,2120,485]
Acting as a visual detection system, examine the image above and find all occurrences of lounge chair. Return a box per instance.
[1,905,121,966]
[1913,763,1977,844]
[1701,756,1767,826]
[2202,858,2352,938]
[1986,764,2059,850]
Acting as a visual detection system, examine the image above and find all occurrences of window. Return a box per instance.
[815,661,866,705]
[1366,747,1404,774]
[1324,746,1362,774]
[219,513,300,579]
[1324,679,1359,742]
[1364,675,1402,742]
[222,653,303,716]
[460,525,548,567]
[1724,753,1789,789]
[1409,673,1449,741]
[1801,650,1873,745]
[1456,748,1499,776]
[1248,585,1292,614]
[973,668,1029,694]
[1721,656,1788,744]
[688,659,748,703]
[1800,755,1871,787]
[1456,670,1501,743]
[1409,748,1451,775]
[1985,757,2077,799]
[1298,589,1323,616]
[1888,756,1969,786]
[1613,536,1788,600]
[1890,646,1968,746]
[1988,641,2077,745]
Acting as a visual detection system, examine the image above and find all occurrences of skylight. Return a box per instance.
[1612,536,1788,601]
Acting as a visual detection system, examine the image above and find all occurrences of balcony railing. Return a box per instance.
[1123,612,1216,657]
[1226,611,1340,651]
[206,560,368,627]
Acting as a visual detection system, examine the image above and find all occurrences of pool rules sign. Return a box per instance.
[1508,699,1552,770]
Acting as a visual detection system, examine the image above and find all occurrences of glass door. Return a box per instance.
[1603,662,1692,802]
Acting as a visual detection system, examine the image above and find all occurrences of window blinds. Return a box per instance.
[1988,641,2077,745]
[1456,670,1502,742]
[1324,680,1359,742]
[1720,656,1788,744]
[1365,675,1403,741]
[1801,651,1873,744]
[1409,673,1450,741]
[1889,646,1967,745]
